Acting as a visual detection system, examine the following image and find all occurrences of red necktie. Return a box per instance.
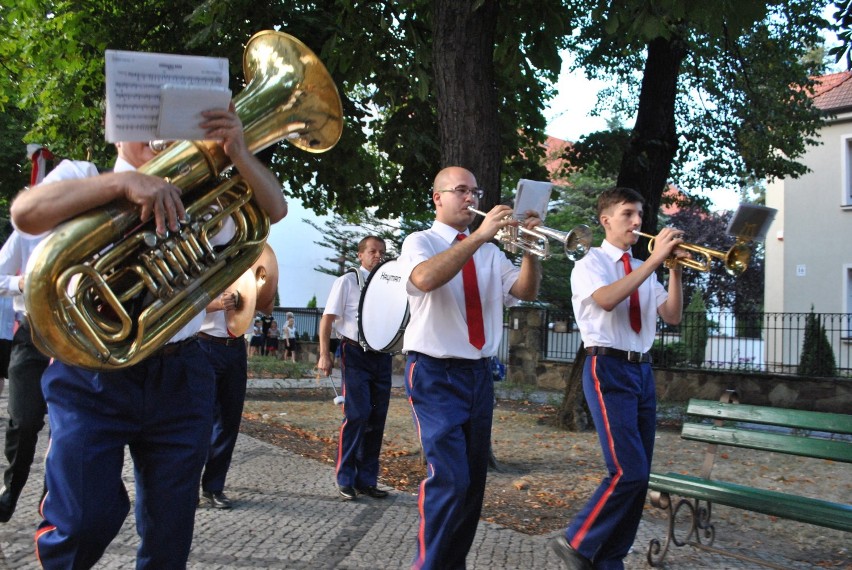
[621,252,641,333]
[457,234,485,349]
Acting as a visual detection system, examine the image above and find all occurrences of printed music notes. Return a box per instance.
[105,50,231,142]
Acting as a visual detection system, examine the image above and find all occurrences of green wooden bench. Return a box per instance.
[646,391,852,569]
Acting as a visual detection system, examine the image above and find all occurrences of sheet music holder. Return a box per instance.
[725,204,777,242]
[105,50,230,143]
[514,179,552,222]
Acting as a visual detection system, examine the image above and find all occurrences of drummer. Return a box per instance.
[317,236,393,501]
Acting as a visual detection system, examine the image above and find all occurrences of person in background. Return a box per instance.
[317,236,393,501]
[197,287,247,511]
[11,101,288,568]
[249,318,263,357]
[549,187,685,570]
[0,295,13,397]
[284,312,298,363]
[0,231,51,523]
[265,317,280,358]
[399,166,541,570]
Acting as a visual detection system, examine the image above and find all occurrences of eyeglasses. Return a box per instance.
[438,185,484,200]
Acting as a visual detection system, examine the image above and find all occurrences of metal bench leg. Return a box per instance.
[647,491,717,566]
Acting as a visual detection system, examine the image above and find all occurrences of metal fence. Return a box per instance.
[540,309,852,377]
[278,306,512,362]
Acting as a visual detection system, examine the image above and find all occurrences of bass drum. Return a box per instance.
[357,258,410,353]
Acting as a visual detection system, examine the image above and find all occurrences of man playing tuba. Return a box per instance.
[11,102,287,569]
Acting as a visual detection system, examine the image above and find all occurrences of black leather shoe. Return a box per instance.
[338,485,357,501]
[549,535,593,570]
[200,490,232,509]
[356,485,389,499]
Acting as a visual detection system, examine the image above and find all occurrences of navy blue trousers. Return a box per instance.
[404,352,493,570]
[336,340,392,489]
[564,354,656,570]
[36,341,215,569]
[199,338,248,494]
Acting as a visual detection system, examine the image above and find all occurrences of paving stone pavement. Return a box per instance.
[0,379,843,569]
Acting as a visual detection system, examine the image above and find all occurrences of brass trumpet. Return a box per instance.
[468,207,592,261]
[632,230,750,276]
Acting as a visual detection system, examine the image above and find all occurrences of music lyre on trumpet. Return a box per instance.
[632,230,750,276]
[467,207,593,261]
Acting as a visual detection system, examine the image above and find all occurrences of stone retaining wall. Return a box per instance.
[298,335,851,413]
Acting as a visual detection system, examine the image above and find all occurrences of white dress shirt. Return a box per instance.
[400,220,521,360]
[571,239,668,353]
[14,157,233,344]
[323,267,368,342]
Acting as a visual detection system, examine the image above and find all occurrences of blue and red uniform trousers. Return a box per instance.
[335,338,393,490]
[35,340,214,569]
[562,353,656,570]
[404,352,493,570]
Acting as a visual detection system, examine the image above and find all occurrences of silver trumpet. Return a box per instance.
[468,207,592,261]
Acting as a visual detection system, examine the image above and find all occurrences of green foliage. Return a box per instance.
[798,307,838,377]
[1,1,569,219]
[306,295,317,309]
[683,294,709,366]
[650,339,689,367]
[561,0,828,192]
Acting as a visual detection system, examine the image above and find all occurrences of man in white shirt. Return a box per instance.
[11,102,287,569]
[550,187,685,570]
[317,236,393,501]
[0,230,52,523]
[399,166,541,570]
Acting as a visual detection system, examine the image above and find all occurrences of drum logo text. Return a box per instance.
[380,272,401,283]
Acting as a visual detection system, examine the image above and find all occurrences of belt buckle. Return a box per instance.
[626,350,641,363]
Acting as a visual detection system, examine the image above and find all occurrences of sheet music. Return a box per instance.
[105,50,229,142]
[514,179,552,222]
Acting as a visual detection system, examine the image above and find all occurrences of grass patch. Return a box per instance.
[247,356,313,379]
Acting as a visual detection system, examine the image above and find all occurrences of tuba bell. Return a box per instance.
[24,31,343,370]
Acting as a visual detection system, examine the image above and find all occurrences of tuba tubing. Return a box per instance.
[24,31,343,370]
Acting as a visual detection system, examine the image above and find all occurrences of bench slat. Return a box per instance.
[681,423,852,463]
[687,400,852,434]
[649,472,852,532]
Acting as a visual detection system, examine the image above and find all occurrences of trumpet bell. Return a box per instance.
[725,242,751,276]
[563,225,592,261]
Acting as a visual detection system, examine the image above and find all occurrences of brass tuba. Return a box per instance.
[24,31,343,370]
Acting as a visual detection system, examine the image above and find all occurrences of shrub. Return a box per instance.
[798,307,837,377]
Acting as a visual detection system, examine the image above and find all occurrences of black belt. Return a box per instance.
[159,336,199,356]
[586,346,652,364]
[198,332,243,347]
[341,336,372,352]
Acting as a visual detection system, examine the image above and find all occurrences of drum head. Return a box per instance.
[357,258,410,353]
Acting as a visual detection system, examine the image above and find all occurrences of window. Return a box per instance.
[843,135,852,207]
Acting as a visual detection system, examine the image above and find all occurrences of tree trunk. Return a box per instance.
[616,36,688,258]
[555,343,590,431]
[432,0,501,216]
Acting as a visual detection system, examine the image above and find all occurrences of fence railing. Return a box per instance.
[540,309,852,377]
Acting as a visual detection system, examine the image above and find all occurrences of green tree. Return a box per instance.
[683,293,709,367]
[798,307,838,377]
[559,0,828,243]
[1,1,570,218]
[306,295,317,308]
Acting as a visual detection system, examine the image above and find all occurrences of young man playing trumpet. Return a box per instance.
[550,187,686,570]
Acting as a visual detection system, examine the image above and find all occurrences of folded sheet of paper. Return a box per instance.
[105,49,230,142]
[514,179,552,222]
